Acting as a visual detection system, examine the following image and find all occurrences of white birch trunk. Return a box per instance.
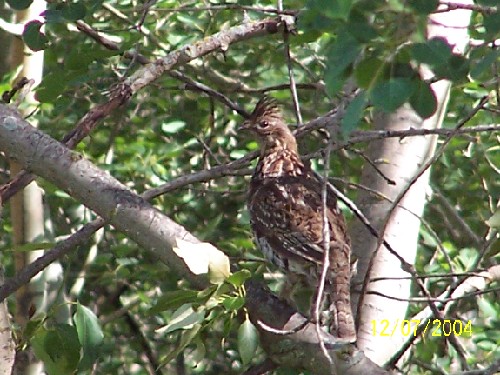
[351,0,474,365]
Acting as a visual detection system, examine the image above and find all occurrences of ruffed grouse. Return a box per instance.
[241,97,356,342]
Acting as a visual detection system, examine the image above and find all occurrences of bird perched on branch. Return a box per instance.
[241,97,356,342]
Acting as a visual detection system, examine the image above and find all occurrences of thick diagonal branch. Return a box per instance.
[0,104,392,375]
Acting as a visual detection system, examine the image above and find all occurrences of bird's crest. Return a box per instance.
[250,96,283,123]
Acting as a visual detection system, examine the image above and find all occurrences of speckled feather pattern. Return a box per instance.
[245,97,356,341]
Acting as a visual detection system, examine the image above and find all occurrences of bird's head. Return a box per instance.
[239,97,297,152]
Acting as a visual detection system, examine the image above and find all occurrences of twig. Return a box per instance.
[167,70,249,117]
[366,286,500,303]
[347,124,499,143]
[316,132,333,364]
[1,77,31,104]
[386,262,500,368]
[432,188,483,248]
[347,147,396,185]
[434,2,497,15]
[256,319,309,335]
[153,4,299,16]
[280,4,302,125]
[137,0,158,30]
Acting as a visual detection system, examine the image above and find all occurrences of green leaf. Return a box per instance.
[354,57,385,89]
[162,120,186,134]
[370,78,416,112]
[297,9,336,36]
[306,0,354,21]
[35,72,67,103]
[20,317,45,345]
[486,208,500,229]
[11,242,55,252]
[6,0,33,10]
[23,20,49,51]
[411,38,452,66]
[74,303,104,371]
[483,11,500,36]
[43,10,66,24]
[470,49,499,80]
[478,297,499,320]
[325,33,361,95]
[410,80,437,118]
[341,91,367,136]
[222,296,245,312]
[238,318,258,365]
[347,21,378,42]
[65,46,118,71]
[149,290,200,314]
[176,14,205,31]
[160,324,201,367]
[324,0,354,20]
[157,304,205,334]
[226,269,251,287]
[31,324,81,375]
[407,0,438,14]
[326,33,361,77]
[62,2,87,21]
[476,0,498,4]
[433,55,470,82]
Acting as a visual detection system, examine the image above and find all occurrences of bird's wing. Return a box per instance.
[249,173,349,265]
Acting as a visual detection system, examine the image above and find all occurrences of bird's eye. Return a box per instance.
[259,120,269,128]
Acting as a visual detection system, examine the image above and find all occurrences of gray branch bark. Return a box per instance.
[0,104,391,374]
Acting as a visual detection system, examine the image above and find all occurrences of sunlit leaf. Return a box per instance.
[161,120,186,134]
[156,304,205,334]
[173,238,230,284]
[226,269,252,287]
[486,208,500,229]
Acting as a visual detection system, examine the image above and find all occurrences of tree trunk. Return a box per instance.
[7,1,48,374]
[351,0,474,365]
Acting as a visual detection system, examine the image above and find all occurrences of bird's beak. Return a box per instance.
[238,120,252,132]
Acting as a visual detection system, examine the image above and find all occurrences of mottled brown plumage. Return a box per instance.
[242,97,356,341]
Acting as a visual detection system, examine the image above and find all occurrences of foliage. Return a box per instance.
[0,0,498,374]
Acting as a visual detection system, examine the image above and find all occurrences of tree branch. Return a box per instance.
[0,104,393,374]
[0,17,281,203]
[245,281,392,375]
[0,105,206,289]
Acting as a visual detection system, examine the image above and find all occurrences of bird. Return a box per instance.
[241,97,356,342]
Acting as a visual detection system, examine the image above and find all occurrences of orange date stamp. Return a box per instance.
[371,319,473,337]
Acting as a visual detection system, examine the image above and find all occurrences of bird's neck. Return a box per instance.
[256,138,304,178]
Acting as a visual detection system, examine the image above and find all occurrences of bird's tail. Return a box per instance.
[329,243,357,342]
